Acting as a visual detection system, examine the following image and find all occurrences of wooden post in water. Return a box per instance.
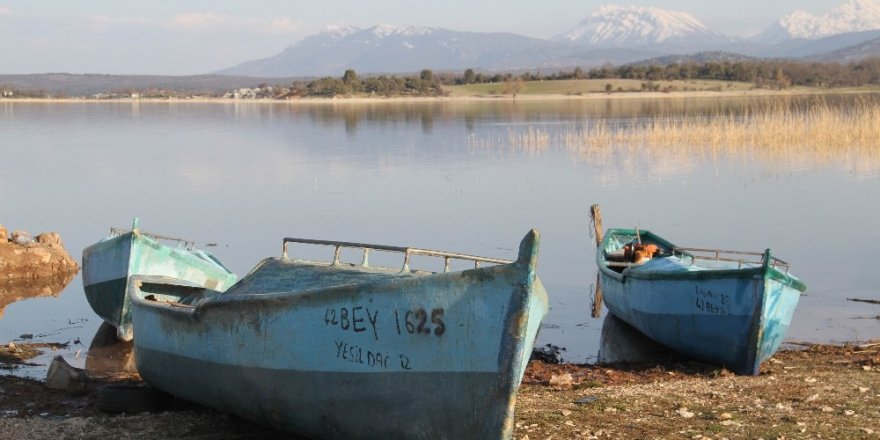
[590,204,604,318]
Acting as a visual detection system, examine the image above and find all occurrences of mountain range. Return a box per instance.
[214,0,880,77]
[757,0,880,42]
[550,5,732,50]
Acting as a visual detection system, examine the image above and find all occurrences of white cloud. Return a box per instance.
[167,12,300,35]
[168,12,231,30]
[0,6,12,16]
[81,15,155,32]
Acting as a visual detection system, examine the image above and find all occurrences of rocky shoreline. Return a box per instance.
[0,225,79,283]
[1,341,877,439]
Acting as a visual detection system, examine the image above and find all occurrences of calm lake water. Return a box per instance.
[1,96,878,377]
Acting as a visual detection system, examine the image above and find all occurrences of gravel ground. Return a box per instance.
[1,341,878,439]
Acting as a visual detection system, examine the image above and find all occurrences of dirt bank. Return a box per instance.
[1,341,877,439]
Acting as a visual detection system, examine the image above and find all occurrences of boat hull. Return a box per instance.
[597,229,805,375]
[130,231,548,439]
[82,230,236,341]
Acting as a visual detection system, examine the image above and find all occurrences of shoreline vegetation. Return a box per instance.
[2,82,880,104]
[3,58,880,101]
[462,96,880,176]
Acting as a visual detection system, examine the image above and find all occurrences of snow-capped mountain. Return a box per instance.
[215,3,880,78]
[553,5,732,50]
[217,24,656,77]
[756,0,880,43]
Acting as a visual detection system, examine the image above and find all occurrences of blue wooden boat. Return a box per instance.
[129,230,549,439]
[597,228,806,375]
[82,219,237,341]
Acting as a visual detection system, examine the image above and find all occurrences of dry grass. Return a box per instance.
[470,97,880,175]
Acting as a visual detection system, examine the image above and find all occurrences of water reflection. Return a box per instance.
[468,94,880,180]
[85,322,136,379]
[2,96,878,367]
[267,94,880,135]
[0,272,76,318]
[597,313,677,364]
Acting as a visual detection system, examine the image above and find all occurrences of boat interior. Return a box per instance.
[601,230,787,274]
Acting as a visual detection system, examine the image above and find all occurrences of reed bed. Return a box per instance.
[471,98,880,176]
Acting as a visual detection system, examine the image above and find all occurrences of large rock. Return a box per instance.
[36,232,62,246]
[0,227,79,281]
[11,230,33,245]
[46,355,90,394]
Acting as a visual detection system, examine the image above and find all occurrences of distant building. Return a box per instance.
[1,90,13,97]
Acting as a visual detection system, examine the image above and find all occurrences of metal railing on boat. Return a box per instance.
[110,227,197,250]
[672,247,791,272]
[282,237,512,273]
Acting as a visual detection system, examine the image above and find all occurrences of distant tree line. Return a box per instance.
[448,58,880,89]
[287,69,446,97]
[283,58,880,97]
[3,58,879,100]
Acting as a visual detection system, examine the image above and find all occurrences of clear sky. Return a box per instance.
[0,0,847,75]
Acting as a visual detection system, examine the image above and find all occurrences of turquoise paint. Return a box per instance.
[597,228,805,375]
[130,230,549,439]
[82,277,128,326]
[82,225,237,341]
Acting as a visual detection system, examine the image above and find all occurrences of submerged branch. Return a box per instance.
[847,298,880,305]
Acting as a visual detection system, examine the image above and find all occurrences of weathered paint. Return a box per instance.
[597,228,805,375]
[130,230,549,439]
[82,225,237,341]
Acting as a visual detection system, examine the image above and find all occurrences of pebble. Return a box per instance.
[549,373,573,387]
[862,428,875,435]
[804,377,817,383]
[844,410,855,416]
[719,412,732,420]
[803,393,819,402]
[821,406,834,413]
[676,408,695,418]
[857,387,869,393]
[560,409,572,417]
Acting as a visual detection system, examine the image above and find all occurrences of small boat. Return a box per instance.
[82,219,237,341]
[129,230,548,439]
[596,228,806,375]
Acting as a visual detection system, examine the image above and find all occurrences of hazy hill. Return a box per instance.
[808,36,880,61]
[216,25,661,77]
[0,73,301,96]
[627,51,760,67]
[724,29,880,59]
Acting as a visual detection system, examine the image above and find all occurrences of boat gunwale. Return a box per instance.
[597,228,806,292]
[131,258,527,317]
